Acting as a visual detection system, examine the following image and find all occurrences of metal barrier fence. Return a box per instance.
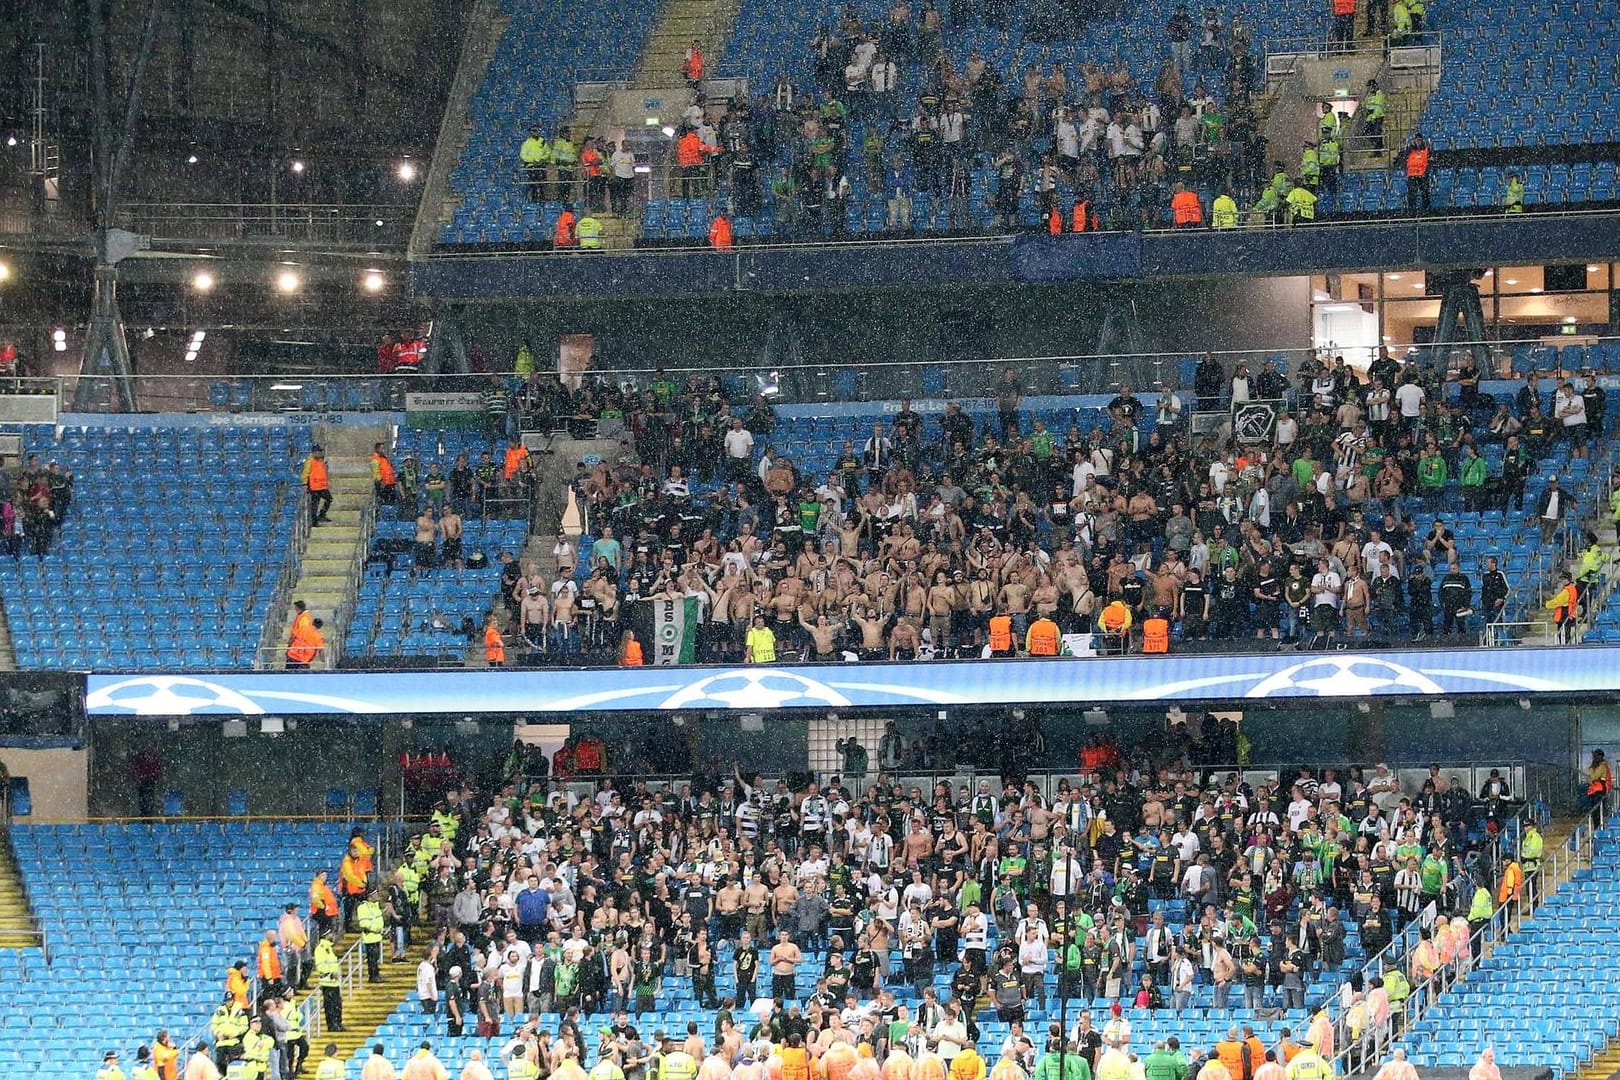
[14,335,1619,416]
[1327,780,1617,1075]
[112,203,415,247]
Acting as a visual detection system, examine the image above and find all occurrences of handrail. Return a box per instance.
[1337,779,1617,1072]
[1326,797,1526,1073]
[256,479,315,670]
[330,493,379,670]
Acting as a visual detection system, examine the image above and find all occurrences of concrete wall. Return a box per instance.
[0,748,89,822]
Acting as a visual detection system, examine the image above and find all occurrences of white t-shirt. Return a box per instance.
[1394,383,1425,418]
[723,428,754,459]
[1361,541,1393,577]
[1311,570,1342,607]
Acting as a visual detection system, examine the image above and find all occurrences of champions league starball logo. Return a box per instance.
[1242,656,1446,698]
[659,670,854,710]
[84,675,268,715]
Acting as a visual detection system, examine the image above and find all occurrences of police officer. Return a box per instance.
[1318,130,1341,197]
[242,1017,275,1080]
[1300,141,1321,191]
[283,993,309,1078]
[315,1046,345,1080]
[133,1047,159,1080]
[506,1046,541,1080]
[314,938,344,1032]
[357,889,386,984]
[576,213,604,250]
[212,995,250,1070]
[1361,80,1387,153]
[520,127,551,202]
[100,1052,127,1080]
[1285,178,1318,225]
[1211,190,1239,228]
[1504,171,1525,213]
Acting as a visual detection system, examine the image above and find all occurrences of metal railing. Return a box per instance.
[13,334,1616,416]
[112,203,415,247]
[1331,781,1617,1074]
[254,481,314,671]
[304,934,367,1043]
[330,493,380,670]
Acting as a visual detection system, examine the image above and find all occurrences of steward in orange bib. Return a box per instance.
[371,442,397,503]
[1072,199,1097,232]
[1143,617,1170,653]
[286,614,324,670]
[988,614,1015,656]
[301,446,331,525]
[1171,183,1204,227]
[1026,615,1060,656]
[485,617,506,667]
[709,212,734,251]
[554,205,578,248]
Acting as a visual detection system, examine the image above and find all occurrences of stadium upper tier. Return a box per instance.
[1416,14,1620,151]
[435,0,1620,249]
[0,427,297,671]
[442,0,660,246]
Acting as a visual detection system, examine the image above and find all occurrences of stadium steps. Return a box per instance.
[272,428,389,669]
[1576,1044,1620,1080]
[632,0,743,91]
[304,938,432,1063]
[0,590,15,671]
[0,832,42,950]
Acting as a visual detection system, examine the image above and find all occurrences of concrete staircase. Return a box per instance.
[301,938,432,1063]
[0,593,16,672]
[0,831,41,950]
[267,426,389,670]
[480,436,623,663]
[633,0,741,90]
[409,0,510,258]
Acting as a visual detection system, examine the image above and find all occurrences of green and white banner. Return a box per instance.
[653,596,700,665]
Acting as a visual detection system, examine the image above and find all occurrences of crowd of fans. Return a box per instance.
[519,0,1419,238]
[225,727,1537,1080]
[484,347,1605,666]
[0,454,74,560]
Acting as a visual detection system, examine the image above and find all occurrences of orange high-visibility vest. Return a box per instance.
[1047,207,1062,235]
[310,877,338,917]
[1072,200,1095,232]
[622,640,644,666]
[305,457,329,492]
[1332,0,1356,14]
[1100,601,1133,633]
[1497,860,1524,903]
[226,967,250,1009]
[1143,617,1170,653]
[709,215,734,250]
[1406,146,1430,178]
[1026,618,1060,655]
[339,853,367,896]
[988,615,1013,651]
[372,452,396,487]
[485,624,506,664]
[503,444,528,480]
[1172,190,1204,225]
[555,211,577,247]
[286,621,322,664]
[258,938,283,981]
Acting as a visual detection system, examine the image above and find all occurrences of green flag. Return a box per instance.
[653,596,699,665]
